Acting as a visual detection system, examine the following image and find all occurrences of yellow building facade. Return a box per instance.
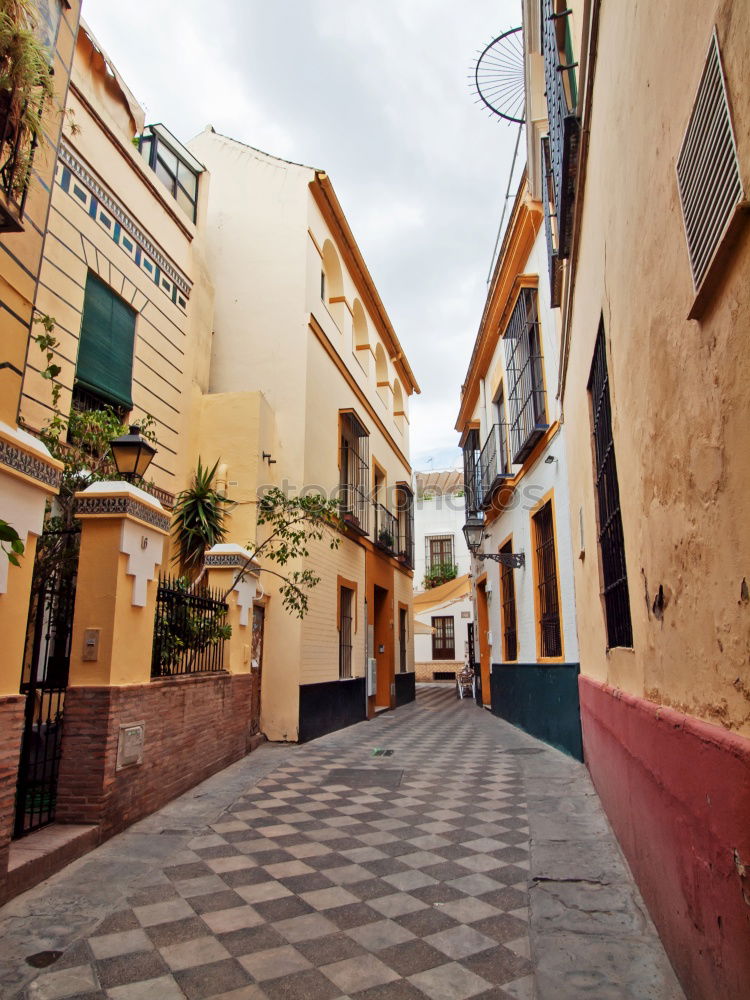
[0,0,81,906]
[188,129,419,743]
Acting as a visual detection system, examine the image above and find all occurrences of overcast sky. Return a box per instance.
[82,0,523,471]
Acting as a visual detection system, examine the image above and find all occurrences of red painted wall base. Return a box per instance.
[579,676,750,1000]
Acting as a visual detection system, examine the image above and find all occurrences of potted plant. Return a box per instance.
[378,528,393,549]
[0,0,54,229]
[423,562,458,590]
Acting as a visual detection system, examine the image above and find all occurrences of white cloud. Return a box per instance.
[80,0,523,458]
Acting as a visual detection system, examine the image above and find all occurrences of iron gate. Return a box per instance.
[14,568,76,838]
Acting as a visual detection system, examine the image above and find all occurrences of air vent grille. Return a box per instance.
[676,31,743,290]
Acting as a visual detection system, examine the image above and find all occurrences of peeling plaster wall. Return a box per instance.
[565,0,750,737]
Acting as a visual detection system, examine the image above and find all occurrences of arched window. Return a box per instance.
[321,239,345,329]
[352,298,370,371]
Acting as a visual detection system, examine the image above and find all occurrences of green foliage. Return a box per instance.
[153,577,232,675]
[0,0,54,196]
[377,528,394,548]
[250,487,343,619]
[0,518,24,567]
[423,561,458,590]
[172,458,233,577]
[25,313,158,592]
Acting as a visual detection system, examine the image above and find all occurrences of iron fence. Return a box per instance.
[374,503,399,556]
[151,577,229,677]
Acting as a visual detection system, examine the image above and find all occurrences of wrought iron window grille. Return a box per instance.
[533,502,562,658]
[588,324,633,649]
[504,288,549,464]
[541,0,580,260]
[339,412,370,535]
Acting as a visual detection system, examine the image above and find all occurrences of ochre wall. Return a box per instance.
[19,26,215,500]
[565,0,750,735]
[0,0,81,425]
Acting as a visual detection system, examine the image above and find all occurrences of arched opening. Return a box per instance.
[375,343,389,405]
[321,239,345,329]
[393,378,406,433]
[352,298,370,372]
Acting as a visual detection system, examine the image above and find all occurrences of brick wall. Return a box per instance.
[56,673,254,838]
[415,661,462,683]
[0,696,25,904]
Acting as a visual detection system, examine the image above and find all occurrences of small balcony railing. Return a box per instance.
[0,91,35,233]
[374,503,399,557]
[541,0,580,259]
[479,423,511,507]
[340,483,370,535]
[396,488,415,568]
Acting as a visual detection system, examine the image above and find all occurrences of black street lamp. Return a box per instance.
[109,425,157,483]
[462,515,525,569]
[462,516,485,555]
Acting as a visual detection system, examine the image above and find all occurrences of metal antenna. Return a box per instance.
[486,121,524,285]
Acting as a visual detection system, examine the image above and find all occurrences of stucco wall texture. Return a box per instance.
[565,0,750,737]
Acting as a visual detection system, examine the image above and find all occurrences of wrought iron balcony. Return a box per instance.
[479,423,512,509]
[0,91,35,233]
[504,288,549,465]
[462,430,483,516]
[374,502,399,557]
[396,486,415,569]
[541,136,563,308]
[340,483,370,535]
[542,0,580,259]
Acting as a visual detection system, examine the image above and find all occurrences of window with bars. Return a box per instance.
[462,428,482,514]
[588,324,633,649]
[339,411,370,534]
[431,616,455,660]
[533,501,562,658]
[339,586,354,679]
[426,535,454,570]
[500,541,518,661]
[504,288,548,464]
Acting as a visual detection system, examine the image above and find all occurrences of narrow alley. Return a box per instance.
[1,687,682,1000]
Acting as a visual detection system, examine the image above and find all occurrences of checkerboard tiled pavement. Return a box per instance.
[20,686,534,1000]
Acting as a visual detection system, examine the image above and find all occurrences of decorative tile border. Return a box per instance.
[57,144,191,310]
[75,494,170,532]
[0,438,62,489]
[204,552,260,574]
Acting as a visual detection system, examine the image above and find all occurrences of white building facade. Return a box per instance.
[456,176,581,758]
[413,471,472,592]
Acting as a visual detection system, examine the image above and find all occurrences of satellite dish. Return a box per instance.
[472,27,525,124]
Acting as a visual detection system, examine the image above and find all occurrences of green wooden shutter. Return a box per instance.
[75,273,136,409]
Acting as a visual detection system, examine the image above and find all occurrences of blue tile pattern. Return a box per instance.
[56,145,191,312]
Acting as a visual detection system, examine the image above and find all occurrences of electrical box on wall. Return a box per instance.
[116,722,145,770]
[367,657,377,696]
[487,631,493,647]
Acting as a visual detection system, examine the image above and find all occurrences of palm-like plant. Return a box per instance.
[172,458,233,578]
[0,0,54,197]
